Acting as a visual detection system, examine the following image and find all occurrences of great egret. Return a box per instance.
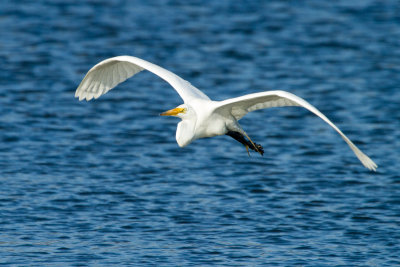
[75,56,377,171]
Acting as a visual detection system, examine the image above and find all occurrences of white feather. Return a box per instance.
[75,56,209,102]
[75,56,377,171]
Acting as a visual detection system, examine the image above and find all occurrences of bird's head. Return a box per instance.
[160,104,190,119]
[160,104,196,147]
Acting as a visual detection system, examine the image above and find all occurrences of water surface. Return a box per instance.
[0,0,399,266]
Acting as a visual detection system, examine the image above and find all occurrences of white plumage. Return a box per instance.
[75,56,377,171]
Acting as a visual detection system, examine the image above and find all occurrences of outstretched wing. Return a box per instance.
[214,90,377,171]
[75,56,210,102]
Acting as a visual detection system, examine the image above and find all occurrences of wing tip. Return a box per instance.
[76,91,105,101]
[75,90,92,101]
[365,159,378,172]
[358,152,378,172]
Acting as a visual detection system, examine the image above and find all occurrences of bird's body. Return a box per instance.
[75,56,377,171]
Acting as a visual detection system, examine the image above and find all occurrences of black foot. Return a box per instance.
[226,131,264,156]
[254,143,264,156]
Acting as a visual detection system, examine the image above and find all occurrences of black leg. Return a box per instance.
[226,131,264,156]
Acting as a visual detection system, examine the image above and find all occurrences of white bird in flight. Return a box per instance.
[75,56,377,171]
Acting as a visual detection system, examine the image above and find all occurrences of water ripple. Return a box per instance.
[0,0,399,266]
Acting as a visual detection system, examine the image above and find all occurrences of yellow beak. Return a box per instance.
[160,107,186,116]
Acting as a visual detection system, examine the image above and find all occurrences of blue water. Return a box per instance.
[1,0,399,266]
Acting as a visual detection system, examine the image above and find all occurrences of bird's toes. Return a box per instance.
[255,143,264,156]
[247,142,264,156]
[245,145,250,157]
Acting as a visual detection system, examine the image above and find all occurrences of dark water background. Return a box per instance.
[1,0,399,266]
